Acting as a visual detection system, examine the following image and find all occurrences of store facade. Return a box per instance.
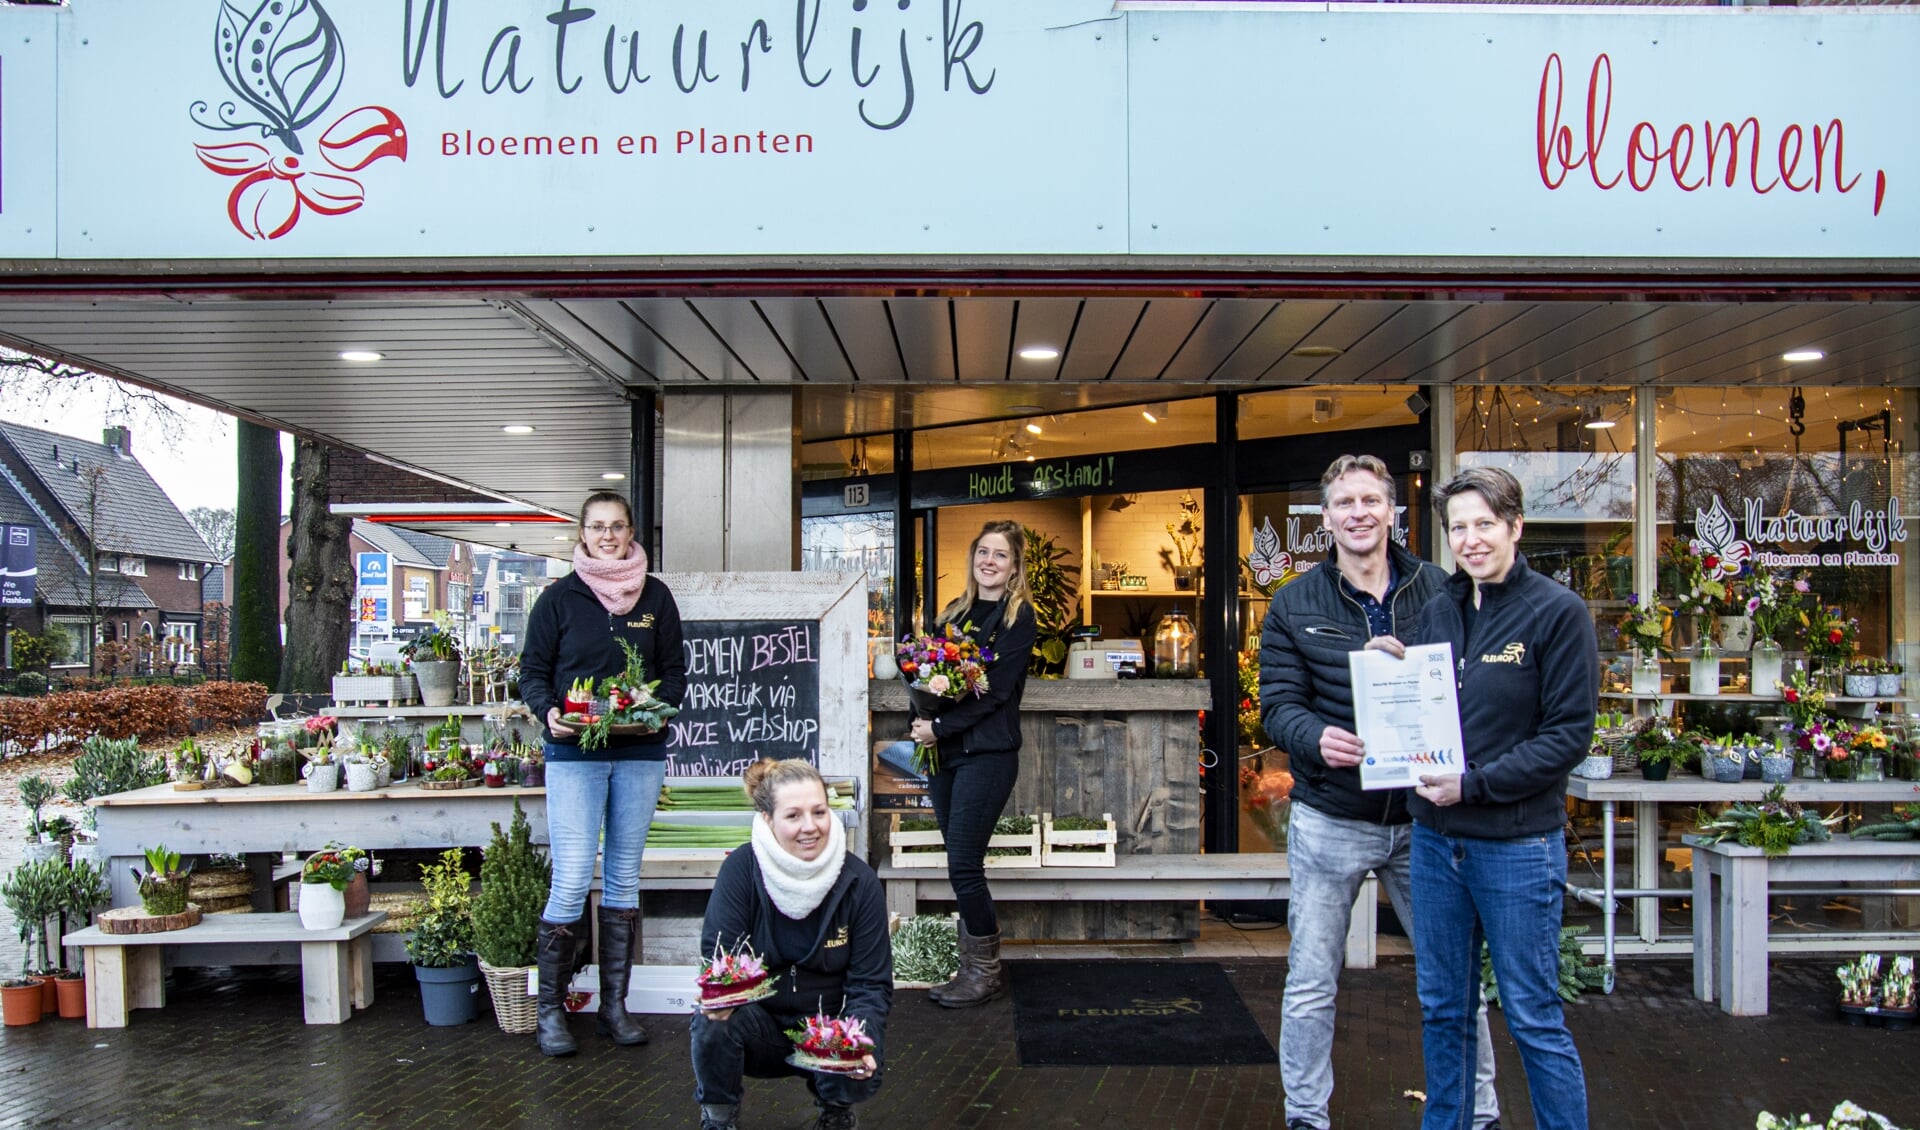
[1,0,1919,874]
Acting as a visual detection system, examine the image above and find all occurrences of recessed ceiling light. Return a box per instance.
[501,424,535,435]
[495,522,511,527]
[339,350,384,362]
[1025,423,1043,435]
[1017,347,1060,361]
[1291,346,1344,358]
[553,535,570,541]
[1782,349,1825,363]
[1142,402,1170,424]
[600,472,627,481]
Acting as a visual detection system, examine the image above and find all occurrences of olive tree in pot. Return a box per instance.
[3,858,69,1014]
[407,848,482,1026]
[55,860,108,1019]
[61,736,168,832]
[472,800,550,1035]
[18,775,65,864]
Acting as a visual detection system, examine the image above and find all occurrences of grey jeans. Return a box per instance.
[1280,800,1500,1130]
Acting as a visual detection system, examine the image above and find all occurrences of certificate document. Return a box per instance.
[1347,643,1466,791]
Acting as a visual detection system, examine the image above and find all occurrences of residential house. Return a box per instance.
[0,422,217,673]
[278,518,472,647]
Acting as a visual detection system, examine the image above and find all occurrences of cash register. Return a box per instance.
[1066,625,1146,679]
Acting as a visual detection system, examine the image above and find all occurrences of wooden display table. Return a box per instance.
[1688,836,1920,1016]
[64,911,387,1027]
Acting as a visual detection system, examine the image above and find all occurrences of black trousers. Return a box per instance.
[690,1004,881,1107]
[926,750,1019,936]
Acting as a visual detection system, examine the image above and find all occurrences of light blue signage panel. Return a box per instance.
[0,10,58,258]
[46,0,1127,259]
[1126,9,1918,257]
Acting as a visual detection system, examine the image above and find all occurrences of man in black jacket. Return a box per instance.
[1258,455,1499,1130]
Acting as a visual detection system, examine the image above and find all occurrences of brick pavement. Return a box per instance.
[0,957,1912,1129]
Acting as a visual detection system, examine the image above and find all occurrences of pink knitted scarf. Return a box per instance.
[572,541,651,616]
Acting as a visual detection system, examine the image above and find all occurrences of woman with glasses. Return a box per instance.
[519,490,687,1057]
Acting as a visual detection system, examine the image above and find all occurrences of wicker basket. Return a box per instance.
[1601,728,1639,772]
[478,959,539,1034]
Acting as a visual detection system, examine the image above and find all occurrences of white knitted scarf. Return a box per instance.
[749,811,846,920]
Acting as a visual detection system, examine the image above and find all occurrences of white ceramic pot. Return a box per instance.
[298,882,346,930]
[1713,614,1754,653]
[1845,674,1880,698]
[345,762,378,792]
[305,762,340,793]
[871,648,898,680]
[1879,673,1904,699]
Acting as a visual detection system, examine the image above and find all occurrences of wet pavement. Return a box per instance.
[0,956,1912,1129]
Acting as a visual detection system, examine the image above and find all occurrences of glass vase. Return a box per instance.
[1825,756,1858,782]
[1749,638,1784,698]
[1631,651,1663,696]
[1690,639,1722,697]
[1858,753,1885,782]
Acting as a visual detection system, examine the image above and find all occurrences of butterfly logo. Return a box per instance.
[1690,495,1753,580]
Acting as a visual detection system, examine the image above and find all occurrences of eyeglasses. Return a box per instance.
[583,523,631,535]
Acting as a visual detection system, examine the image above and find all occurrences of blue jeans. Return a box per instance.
[541,752,666,920]
[1280,802,1498,1130]
[1412,823,1589,1130]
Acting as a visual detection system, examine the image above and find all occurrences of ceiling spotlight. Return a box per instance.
[1017,347,1060,361]
[1583,417,1617,430]
[1404,391,1430,415]
[1782,349,1826,363]
[502,424,535,435]
[1142,402,1170,424]
[338,349,384,362]
[1025,422,1043,435]
[600,472,627,481]
[495,522,511,528]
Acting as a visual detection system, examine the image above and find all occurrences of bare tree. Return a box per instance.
[187,506,235,559]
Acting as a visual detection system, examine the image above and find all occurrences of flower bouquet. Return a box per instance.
[896,623,993,774]
[1779,669,1828,729]
[1758,1101,1912,1129]
[695,938,776,1009]
[785,1011,876,1074]
[302,843,367,890]
[1619,593,1670,658]
[563,641,681,751]
[1749,569,1811,644]
[1804,606,1859,664]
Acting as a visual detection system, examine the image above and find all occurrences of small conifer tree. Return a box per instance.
[471,799,551,968]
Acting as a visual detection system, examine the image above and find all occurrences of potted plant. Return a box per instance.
[1021,525,1078,677]
[18,775,65,864]
[302,743,340,793]
[1880,661,1906,700]
[1162,492,1202,591]
[380,731,413,784]
[1881,954,1916,1031]
[1632,726,1686,781]
[0,978,40,1027]
[408,848,482,1025]
[133,845,194,917]
[516,743,545,788]
[60,735,167,831]
[298,843,365,930]
[55,859,108,1016]
[2,857,68,1014]
[402,617,464,707]
[343,745,380,792]
[1837,952,1879,1026]
[472,800,551,1035]
[1845,659,1880,699]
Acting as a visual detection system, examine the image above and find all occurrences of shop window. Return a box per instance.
[1453,386,1638,654]
[911,398,1216,473]
[98,556,118,573]
[501,587,525,614]
[801,513,897,640]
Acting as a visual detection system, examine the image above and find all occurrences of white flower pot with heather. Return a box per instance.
[298,882,346,930]
[1880,672,1905,699]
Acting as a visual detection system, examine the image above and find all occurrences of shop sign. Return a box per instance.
[915,444,1210,508]
[356,553,390,586]
[1245,511,1409,584]
[1692,493,1907,569]
[0,525,34,607]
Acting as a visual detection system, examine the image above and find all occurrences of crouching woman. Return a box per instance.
[692,759,893,1130]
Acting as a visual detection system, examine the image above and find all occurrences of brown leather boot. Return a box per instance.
[935,924,1006,1008]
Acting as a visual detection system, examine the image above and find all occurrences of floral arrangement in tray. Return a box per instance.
[562,640,681,751]
[896,622,994,774]
[785,1011,876,1074]
[695,937,776,1009]
[1618,593,1671,658]
[1758,1101,1914,1130]
[1692,784,1844,857]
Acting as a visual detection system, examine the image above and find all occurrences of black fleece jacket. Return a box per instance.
[700,846,893,1057]
[1258,540,1448,824]
[518,572,687,761]
[1406,554,1598,840]
[925,598,1036,760]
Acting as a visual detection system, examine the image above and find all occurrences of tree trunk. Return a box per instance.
[281,438,354,693]
[230,421,283,686]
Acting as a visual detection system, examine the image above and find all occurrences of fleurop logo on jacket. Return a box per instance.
[190,0,408,240]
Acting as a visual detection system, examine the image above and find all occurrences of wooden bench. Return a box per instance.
[1689,835,1920,1016]
[64,911,388,1027]
[877,853,1382,969]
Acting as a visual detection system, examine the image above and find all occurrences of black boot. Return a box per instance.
[811,1101,858,1130]
[595,905,648,1045]
[936,924,1006,1009]
[926,943,970,1006]
[699,1103,740,1130]
[535,919,578,1056]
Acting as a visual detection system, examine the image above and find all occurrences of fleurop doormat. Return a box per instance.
[1004,960,1277,1067]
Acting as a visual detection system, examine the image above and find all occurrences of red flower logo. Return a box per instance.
[196,107,406,240]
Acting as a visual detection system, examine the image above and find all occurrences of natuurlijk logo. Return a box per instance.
[190,0,408,239]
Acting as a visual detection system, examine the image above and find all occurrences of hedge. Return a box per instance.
[0,681,269,757]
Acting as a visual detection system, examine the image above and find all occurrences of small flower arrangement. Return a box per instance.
[1660,537,1727,618]
[1693,784,1843,857]
[302,842,368,889]
[696,937,774,1007]
[1884,954,1915,1010]
[1838,952,1880,1006]
[1748,569,1810,643]
[896,622,994,774]
[1236,651,1263,747]
[785,1011,876,1073]
[1619,593,1670,658]
[1240,763,1293,851]
[1757,1100,1913,1129]
[1779,669,1828,730]
[1804,607,1859,663]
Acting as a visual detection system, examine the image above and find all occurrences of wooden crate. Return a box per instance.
[331,674,418,706]
[1041,812,1117,867]
[887,812,1041,870]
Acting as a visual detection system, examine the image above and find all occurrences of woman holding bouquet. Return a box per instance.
[519,490,687,1057]
[905,519,1037,1008]
[691,758,891,1130]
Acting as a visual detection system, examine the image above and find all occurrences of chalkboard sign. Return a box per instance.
[665,619,823,777]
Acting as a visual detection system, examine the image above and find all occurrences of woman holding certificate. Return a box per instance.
[1373,466,1597,1130]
